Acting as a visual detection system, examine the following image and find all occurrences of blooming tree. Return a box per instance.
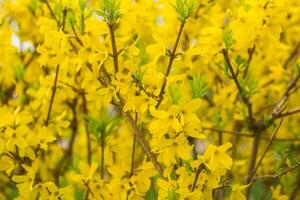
[0,0,300,199]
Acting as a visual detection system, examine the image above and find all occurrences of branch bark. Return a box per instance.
[156,22,185,109]
[45,65,60,126]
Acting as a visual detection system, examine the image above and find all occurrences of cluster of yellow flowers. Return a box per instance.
[0,0,300,199]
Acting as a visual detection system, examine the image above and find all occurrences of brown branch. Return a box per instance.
[190,163,205,192]
[271,74,300,118]
[156,22,185,109]
[104,22,165,179]
[130,113,138,177]
[202,126,254,138]
[222,49,255,126]
[222,49,244,94]
[83,180,95,199]
[250,119,283,179]
[45,65,60,126]
[42,0,59,23]
[100,129,105,179]
[53,99,78,183]
[222,48,263,199]
[253,162,300,180]
[246,132,261,183]
[82,93,92,165]
[71,25,83,46]
[243,45,256,79]
[272,106,300,120]
[283,42,300,69]
[203,126,300,142]
[123,109,165,178]
[108,24,119,75]
[290,171,300,200]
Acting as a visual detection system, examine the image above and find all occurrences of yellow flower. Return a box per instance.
[230,184,250,200]
[146,33,166,64]
[78,161,98,181]
[149,105,182,135]
[203,143,233,171]
[156,134,192,165]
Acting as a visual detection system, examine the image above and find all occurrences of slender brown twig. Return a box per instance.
[108,24,119,75]
[283,42,300,69]
[190,163,205,192]
[82,93,92,165]
[156,22,185,109]
[253,162,300,180]
[45,65,60,126]
[104,21,165,178]
[130,113,138,177]
[42,0,58,23]
[203,126,300,142]
[243,45,256,79]
[271,74,300,118]
[272,106,300,120]
[222,49,255,126]
[250,119,284,179]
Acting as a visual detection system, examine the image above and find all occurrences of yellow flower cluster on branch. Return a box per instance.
[0,0,300,199]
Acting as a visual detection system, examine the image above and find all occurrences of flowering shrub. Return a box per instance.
[0,0,300,199]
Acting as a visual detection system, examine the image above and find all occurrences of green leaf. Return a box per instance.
[223,28,233,50]
[79,0,86,12]
[85,115,100,137]
[183,160,193,173]
[240,79,258,98]
[66,9,76,27]
[145,179,158,200]
[295,63,300,75]
[97,0,121,25]
[168,189,177,200]
[250,180,272,200]
[74,185,84,200]
[28,0,38,12]
[169,83,182,104]
[235,55,246,69]
[14,64,25,81]
[59,175,68,187]
[106,117,121,135]
[171,0,195,22]
[84,109,119,141]
[54,2,63,20]
[188,75,208,99]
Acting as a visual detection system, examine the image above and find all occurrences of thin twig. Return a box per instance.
[71,25,83,46]
[253,162,300,180]
[104,22,165,178]
[202,126,254,137]
[124,110,165,178]
[42,0,58,23]
[222,49,255,126]
[271,74,300,118]
[45,65,60,126]
[222,49,244,94]
[272,106,300,120]
[53,99,78,183]
[82,93,92,165]
[83,180,95,199]
[156,22,185,109]
[108,24,119,75]
[243,45,256,79]
[130,113,137,177]
[283,42,300,69]
[203,126,300,142]
[190,163,205,192]
[250,119,284,179]
[100,129,105,179]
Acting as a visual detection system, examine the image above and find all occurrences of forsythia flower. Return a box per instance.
[0,0,299,199]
